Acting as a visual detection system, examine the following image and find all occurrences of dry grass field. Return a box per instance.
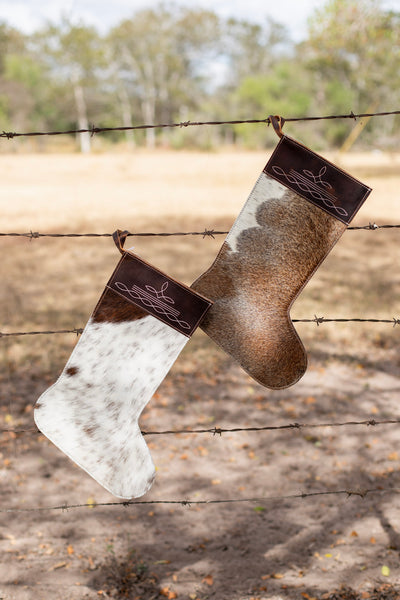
[1,149,400,600]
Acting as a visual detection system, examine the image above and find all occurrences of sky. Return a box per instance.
[0,0,398,42]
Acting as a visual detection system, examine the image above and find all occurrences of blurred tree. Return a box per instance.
[107,5,221,147]
[212,17,297,147]
[0,23,30,131]
[33,18,107,152]
[233,58,313,147]
[223,16,290,86]
[233,59,313,147]
[303,0,400,146]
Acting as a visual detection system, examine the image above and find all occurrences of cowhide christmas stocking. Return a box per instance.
[191,116,372,390]
[34,231,212,499]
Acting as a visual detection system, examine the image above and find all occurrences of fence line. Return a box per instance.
[0,109,399,140]
[2,317,400,339]
[2,418,400,438]
[1,223,400,241]
[0,229,225,240]
[1,487,399,513]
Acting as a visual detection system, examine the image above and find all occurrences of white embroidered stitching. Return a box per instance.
[114,281,191,330]
[271,165,349,218]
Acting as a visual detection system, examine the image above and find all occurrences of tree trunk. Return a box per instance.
[118,85,135,149]
[141,96,156,148]
[72,73,91,154]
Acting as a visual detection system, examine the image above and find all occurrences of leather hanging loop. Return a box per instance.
[112,229,130,254]
[269,115,285,139]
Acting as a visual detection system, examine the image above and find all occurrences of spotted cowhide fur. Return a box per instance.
[34,259,211,499]
[191,172,352,390]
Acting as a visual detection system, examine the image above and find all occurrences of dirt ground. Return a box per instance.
[1,149,400,600]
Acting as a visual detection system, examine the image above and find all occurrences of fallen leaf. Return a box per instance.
[350,530,358,537]
[381,565,390,577]
[370,537,376,544]
[50,562,67,571]
[271,573,284,579]
[203,575,214,586]
[67,545,74,555]
[160,587,177,599]
[154,560,170,565]
[87,497,96,509]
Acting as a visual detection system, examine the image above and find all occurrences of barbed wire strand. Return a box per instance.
[0,109,399,139]
[1,224,400,241]
[1,487,399,513]
[0,229,228,239]
[2,417,400,437]
[2,316,400,339]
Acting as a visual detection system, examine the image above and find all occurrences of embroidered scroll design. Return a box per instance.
[114,281,191,330]
[271,165,348,218]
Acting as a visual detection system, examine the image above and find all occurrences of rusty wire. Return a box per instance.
[0,229,226,239]
[0,486,398,513]
[1,316,400,339]
[2,417,400,437]
[0,109,399,140]
[1,223,400,240]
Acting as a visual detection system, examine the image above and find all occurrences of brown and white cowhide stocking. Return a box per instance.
[34,232,212,499]
[191,118,372,390]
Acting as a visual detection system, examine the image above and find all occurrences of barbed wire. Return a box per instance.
[1,316,400,339]
[0,109,399,139]
[0,328,84,338]
[2,417,400,437]
[0,229,227,240]
[1,223,400,241]
[1,486,398,513]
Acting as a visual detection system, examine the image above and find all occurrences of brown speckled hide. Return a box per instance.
[34,252,211,499]
[191,175,346,389]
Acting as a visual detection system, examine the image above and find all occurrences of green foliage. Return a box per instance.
[0,0,398,150]
[304,0,400,147]
[233,60,313,147]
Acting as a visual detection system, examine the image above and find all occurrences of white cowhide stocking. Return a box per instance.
[34,231,212,498]
[191,116,372,390]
